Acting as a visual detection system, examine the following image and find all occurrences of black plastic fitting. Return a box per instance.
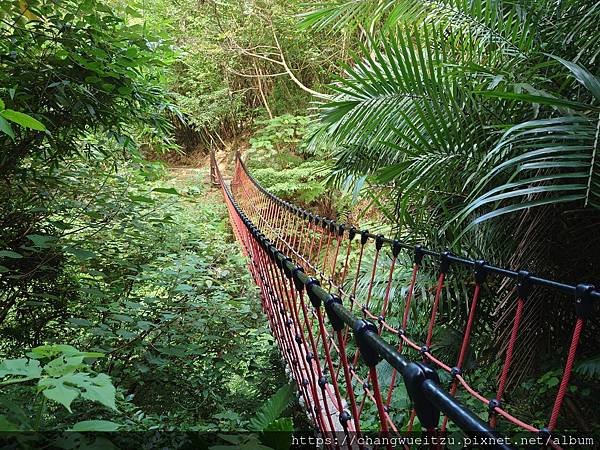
[414,245,424,265]
[348,227,357,241]
[324,294,345,332]
[292,266,305,292]
[440,251,452,274]
[339,411,351,427]
[402,362,441,430]
[354,319,380,367]
[517,270,532,299]
[392,240,402,257]
[575,283,595,319]
[318,376,328,389]
[282,257,293,277]
[375,234,384,251]
[488,398,501,412]
[360,230,369,246]
[474,259,488,284]
[306,278,322,308]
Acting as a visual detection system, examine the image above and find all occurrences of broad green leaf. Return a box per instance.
[69,420,120,432]
[1,110,46,131]
[26,234,55,248]
[0,116,14,139]
[175,283,194,292]
[0,358,42,384]
[0,99,4,110]
[0,250,22,259]
[72,373,117,411]
[43,356,85,377]
[0,265,8,273]
[39,377,79,412]
[65,247,96,260]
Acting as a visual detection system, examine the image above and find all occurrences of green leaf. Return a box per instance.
[549,55,600,101]
[0,99,4,110]
[26,234,56,248]
[39,372,117,412]
[0,110,46,131]
[39,377,79,412]
[28,344,81,359]
[75,373,117,411]
[0,266,9,273]
[43,356,85,377]
[152,187,180,195]
[0,415,18,431]
[249,384,294,432]
[65,247,96,260]
[0,116,14,139]
[0,250,22,259]
[69,420,121,432]
[129,195,155,204]
[0,358,42,384]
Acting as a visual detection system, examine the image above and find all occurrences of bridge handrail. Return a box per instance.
[236,154,599,302]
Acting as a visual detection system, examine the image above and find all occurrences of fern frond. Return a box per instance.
[248,384,295,432]
[574,354,600,380]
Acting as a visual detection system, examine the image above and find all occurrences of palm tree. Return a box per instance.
[300,0,600,406]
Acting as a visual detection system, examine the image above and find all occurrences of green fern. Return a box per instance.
[574,355,600,380]
[248,383,295,432]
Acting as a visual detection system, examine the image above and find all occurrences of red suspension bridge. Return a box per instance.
[213,153,598,450]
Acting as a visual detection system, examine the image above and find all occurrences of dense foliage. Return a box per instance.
[0,0,294,441]
[1,0,598,441]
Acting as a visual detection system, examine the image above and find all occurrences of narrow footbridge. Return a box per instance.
[213,153,598,450]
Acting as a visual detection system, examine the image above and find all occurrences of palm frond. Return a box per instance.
[574,354,600,380]
[456,58,600,230]
[300,0,536,58]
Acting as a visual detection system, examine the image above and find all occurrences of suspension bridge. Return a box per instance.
[212,152,598,450]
